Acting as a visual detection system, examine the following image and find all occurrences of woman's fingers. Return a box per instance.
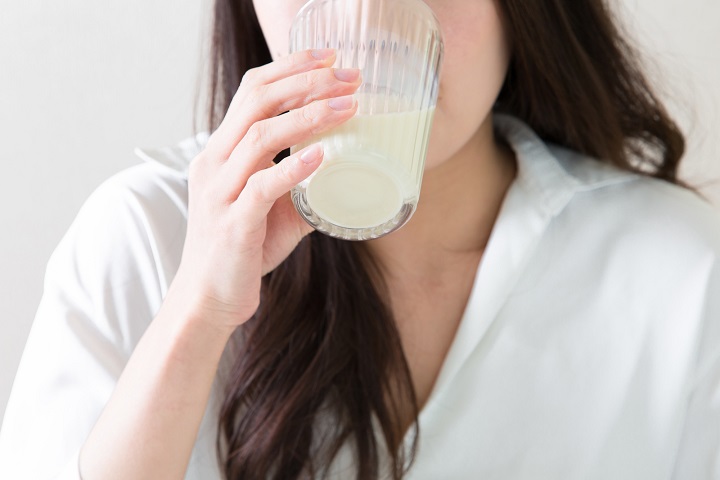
[218,95,358,200]
[204,49,338,160]
[210,65,360,166]
[244,48,336,88]
[232,143,325,230]
[259,67,361,119]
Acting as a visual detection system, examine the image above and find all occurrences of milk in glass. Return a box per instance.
[292,93,435,231]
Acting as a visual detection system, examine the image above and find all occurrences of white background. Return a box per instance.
[1,1,719,425]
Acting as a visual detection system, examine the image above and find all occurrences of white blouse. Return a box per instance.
[1,115,719,480]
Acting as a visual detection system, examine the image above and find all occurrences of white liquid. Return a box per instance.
[295,98,435,229]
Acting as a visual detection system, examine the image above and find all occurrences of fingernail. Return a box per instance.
[328,95,356,111]
[311,48,335,60]
[300,144,324,164]
[333,68,361,82]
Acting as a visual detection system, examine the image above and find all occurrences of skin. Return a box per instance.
[79,1,516,478]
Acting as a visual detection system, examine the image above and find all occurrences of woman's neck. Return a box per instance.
[364,114,517,281]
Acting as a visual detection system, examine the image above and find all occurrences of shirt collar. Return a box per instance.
[493,113,636,215]
[133,131,209,178]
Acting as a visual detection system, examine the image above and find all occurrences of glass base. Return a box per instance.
[291,186,417,241]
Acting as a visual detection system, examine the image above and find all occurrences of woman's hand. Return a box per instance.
[169,48,360,330]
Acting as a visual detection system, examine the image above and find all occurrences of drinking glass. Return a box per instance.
[289,0,444,240]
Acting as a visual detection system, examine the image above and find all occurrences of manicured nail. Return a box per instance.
[333,68,361,82]
[328,95,356,111]
[311,48,335,60]
[300,144,324,164]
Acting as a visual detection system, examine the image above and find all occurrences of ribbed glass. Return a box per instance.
[289,0,444,241]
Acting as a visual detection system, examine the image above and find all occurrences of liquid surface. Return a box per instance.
[306,161,402,228]
[294,95,435,229]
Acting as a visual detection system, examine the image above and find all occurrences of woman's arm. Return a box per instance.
[79,284,233,480]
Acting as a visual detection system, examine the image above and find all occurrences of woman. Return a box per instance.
[0,0,718,478]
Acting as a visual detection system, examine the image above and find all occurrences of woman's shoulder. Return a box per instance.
[42,135,203,348]
[15,135,204,370]
[95,130,207,214]
[496,114,720,257]
[550,143,720,259]
[64,148,194,280]
[72,131,205,256]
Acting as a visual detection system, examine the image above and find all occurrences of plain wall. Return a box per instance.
[618,0,720,200]
[0,1,206,424]
[1,1,719,426]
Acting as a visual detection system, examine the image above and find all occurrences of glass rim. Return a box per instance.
[291,0,443,43]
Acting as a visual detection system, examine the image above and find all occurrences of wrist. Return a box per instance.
[159,283,238,346]
[168,266,257,327]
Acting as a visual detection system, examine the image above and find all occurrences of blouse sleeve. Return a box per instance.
[671,258,720,479]
[0,166,175,479]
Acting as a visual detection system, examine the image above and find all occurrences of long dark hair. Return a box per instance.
[207,1,687,479]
